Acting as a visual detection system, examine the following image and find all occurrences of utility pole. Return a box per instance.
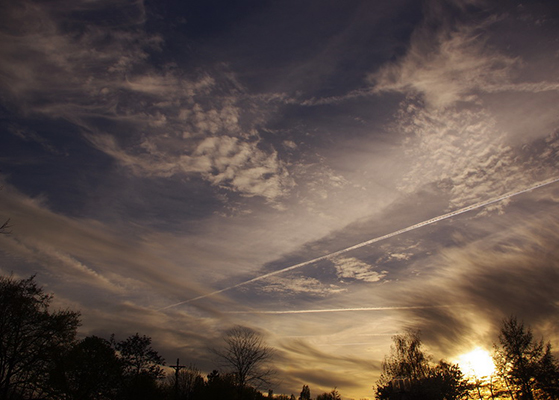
[169,358,186,399]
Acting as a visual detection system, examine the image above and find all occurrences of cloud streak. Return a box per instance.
[160,176,559,309]
[225,305,461,315]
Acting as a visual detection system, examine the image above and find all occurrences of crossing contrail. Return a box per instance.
[159,177,559,310]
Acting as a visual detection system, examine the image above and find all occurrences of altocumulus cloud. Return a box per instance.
[0,0,293,203]
[257,275,346,297]
[333,256,386,283]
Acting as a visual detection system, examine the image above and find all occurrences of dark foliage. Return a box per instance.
[299,384,311,400]
[316,388,341,400]
[49,336,122,400]
[112,333,166,400]
[113,333,165,379]
[375,330,470,400]
[494,316,559,400]
[0,275,80,400]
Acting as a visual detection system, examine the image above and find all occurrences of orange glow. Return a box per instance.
[458,348,495,378]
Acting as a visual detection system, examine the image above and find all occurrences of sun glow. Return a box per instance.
[458,348,495,378]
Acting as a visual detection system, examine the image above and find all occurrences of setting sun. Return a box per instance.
[458,348,496,378]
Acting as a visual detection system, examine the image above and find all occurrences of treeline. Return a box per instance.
[0,275,273,400]
[374,320,559,400]
[2,275,559,400]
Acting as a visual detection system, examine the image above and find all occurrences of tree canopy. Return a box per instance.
[375,329,470,400]
[0,275,80,400]
[493,316,559,400]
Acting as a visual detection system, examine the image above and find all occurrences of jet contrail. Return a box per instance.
[224,305,459,314]
[159,177,559,310]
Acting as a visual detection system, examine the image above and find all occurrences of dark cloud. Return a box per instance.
[391,198,559,356]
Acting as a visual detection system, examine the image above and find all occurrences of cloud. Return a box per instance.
[0,0,294,203]
[275,338,377,395]
[167,174,559,307]
[257,276,345,296]
[378,204,559,356]
[88,133,293,202]
[368,4,516,109]
[394,100,559,210]
[225,306,457,315]
[0,1,160,105]
[333,256,386,283]
[0,182,214,310]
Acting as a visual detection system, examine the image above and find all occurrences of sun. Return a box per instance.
[457,348,496,378]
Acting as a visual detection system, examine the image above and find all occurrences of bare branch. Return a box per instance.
[0,218,11,234]
[213,325,276,393]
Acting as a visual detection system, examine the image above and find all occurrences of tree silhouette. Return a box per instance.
[114,333,165,379]
[49,335,123,400]
[425,361,470,400]
[113,333,165,400]
[375,329,469,400]
[316,388,341,400]
[165,364,204,400]
[379,329,430,383]
[213,326,275,398]
[204,370,238,400]
[299,384,311,400]
[0,275,80,399]
[494,316,559,400]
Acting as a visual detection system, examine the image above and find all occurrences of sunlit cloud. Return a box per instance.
[333,256,386,283]
[368,7,516,108]
[0,0,296,203]
[160,175,559,308]
[256,276,345,296]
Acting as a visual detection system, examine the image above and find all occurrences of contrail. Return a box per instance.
[224,305,459,314]
[159,177,559,310]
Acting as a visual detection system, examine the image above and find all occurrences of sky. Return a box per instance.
[1,0,559,398]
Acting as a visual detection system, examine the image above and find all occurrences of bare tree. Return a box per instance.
[213,326,275,396]
[166,365,204,400]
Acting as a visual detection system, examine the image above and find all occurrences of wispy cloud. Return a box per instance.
[0,183,212,308]
[368,8,516,108]
[375,202,559,355]
[393,97,559,211]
